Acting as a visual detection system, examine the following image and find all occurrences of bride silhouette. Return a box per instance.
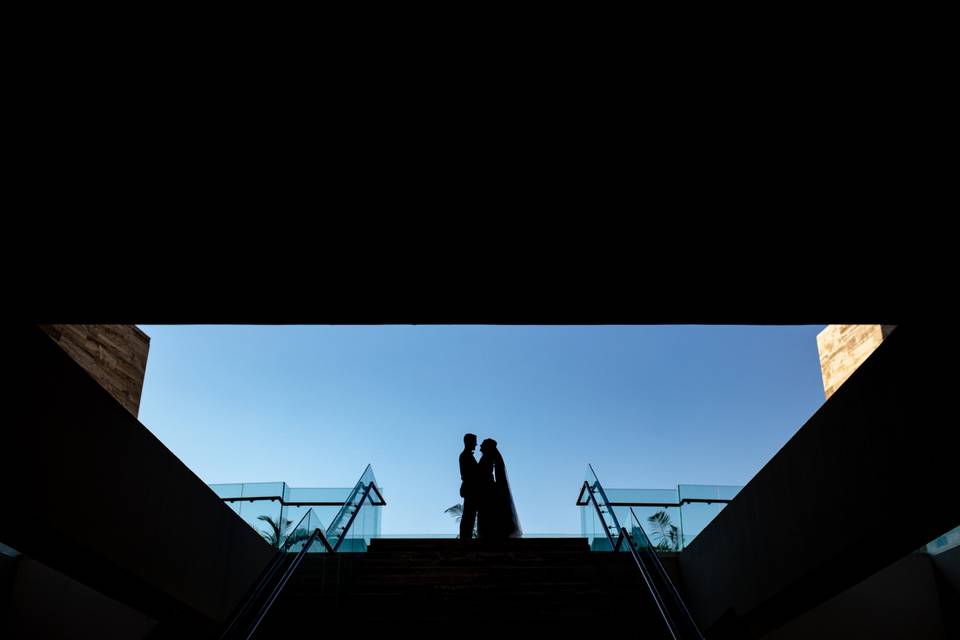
[477,438,522,539]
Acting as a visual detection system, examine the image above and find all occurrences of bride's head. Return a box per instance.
[480,438,498,454]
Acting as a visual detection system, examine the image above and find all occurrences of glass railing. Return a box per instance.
[676,484,740,548]
[621,504,684,552]
[579,479,741,551]
[678,484,741,502]
[219,467,385,639]
[583,467,624,553]
[581,464,704,640]
[284,509,330,553]
[210,482,287,550]
[210,474,384,552]
[324,464,385,553]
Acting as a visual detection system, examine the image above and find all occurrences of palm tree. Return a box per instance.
[257,514,312,549]
[445,503,477,539]
[646,510,680,551]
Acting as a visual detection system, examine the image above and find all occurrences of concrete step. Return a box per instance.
[259,598,672,634]
[347,567,640,583]
[291,553,641,582]
[270,592,670,631]
[292,554,638,575]
[252,540,678,637]
[279,588,654,610]
[340,583,651,597]
[367,538,590,552]
[351,554,635,564]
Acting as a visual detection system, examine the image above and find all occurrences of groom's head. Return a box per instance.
[464,433,477,451]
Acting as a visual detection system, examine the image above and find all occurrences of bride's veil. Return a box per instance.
[495,449,523,538]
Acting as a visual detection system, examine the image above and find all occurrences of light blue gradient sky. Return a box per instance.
[137,325,827,534]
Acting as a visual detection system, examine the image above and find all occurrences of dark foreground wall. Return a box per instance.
[932,544,960,593]
[4,554,158,639]
[762,552,947,640]
[4,326,275,633]
[678,327,958,637]
[932,545,960,637]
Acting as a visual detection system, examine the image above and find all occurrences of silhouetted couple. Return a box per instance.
[459,434,522,541]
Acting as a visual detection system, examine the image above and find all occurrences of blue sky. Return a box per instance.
[137,325,827,534]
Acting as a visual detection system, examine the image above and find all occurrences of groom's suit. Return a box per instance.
[459,449,479,539]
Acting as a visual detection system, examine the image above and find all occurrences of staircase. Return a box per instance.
[253,538,676,635]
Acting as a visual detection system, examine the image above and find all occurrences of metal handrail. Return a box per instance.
[575,483,738,510]
[243,526,322,640]
[219,509,325,640]
[222,468,385,640]
[238,486,380,638]
[629,507,704,639]
[587,464,624,533]
[582,480,678,640]
[217,551,284,640]
[581,463,706,639]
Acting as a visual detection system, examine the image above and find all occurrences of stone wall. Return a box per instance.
[39,324,150,416]
[816,325,896,399]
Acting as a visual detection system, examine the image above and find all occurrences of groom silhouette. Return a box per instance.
[458,433,479,540]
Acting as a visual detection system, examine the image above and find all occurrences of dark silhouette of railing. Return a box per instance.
[219,465,384,640]
[580,464,704,640]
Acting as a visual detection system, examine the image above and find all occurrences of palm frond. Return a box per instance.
[257,515,296,549]
[647,510,680,551]
[445,504,464,522]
